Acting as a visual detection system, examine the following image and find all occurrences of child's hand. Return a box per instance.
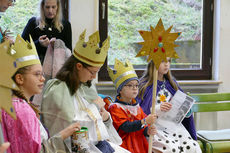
[59,122,81,140]
[100,108,110,122]
[93,96,105,109]
[5,36,14,45]
[145,114,157,125]
[147,125,157,136]
[160,102,172,112]
[0,142,10,153]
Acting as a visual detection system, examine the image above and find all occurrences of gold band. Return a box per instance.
[74,50,104,65]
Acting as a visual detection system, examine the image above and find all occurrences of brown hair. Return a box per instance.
[138,60,178,100]
[56,55,92,96]
[37,0,63,32]
[12,66,31,102]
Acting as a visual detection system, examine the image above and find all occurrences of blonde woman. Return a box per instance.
[22,0,72,64]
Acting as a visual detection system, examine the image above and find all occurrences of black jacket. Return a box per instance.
[22,17,72,63]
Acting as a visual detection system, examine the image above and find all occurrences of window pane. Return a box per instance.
[0,0,40,39]
[108,0,202,70]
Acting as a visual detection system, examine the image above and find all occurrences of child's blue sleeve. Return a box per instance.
[119,120,143,133]
[186,109,192,118]
[0,32,3,43]
[98,94,113,100]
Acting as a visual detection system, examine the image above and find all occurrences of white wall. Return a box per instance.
[196,0,230,130]
[217,0,230,129]
[70,0,98,48]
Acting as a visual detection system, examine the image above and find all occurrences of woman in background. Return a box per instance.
[22,0,72,64]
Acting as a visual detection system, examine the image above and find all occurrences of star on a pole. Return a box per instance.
[136,18,181,69]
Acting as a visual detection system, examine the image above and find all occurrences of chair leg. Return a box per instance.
[197,140,206,153]
[206,143,213,153]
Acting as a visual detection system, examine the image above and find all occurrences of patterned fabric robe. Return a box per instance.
[1,97,69,153]
[108,97,148,153]
[41,79,130,153]
[136,79,201,153]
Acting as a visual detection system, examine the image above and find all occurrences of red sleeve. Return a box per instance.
[108,104,129,130]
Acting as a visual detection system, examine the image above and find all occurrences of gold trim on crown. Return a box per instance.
[73,30,110,67]
[9,35,40,68]
[108,59,137,89]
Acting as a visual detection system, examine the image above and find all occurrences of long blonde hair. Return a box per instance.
[138,60,178,100]
[36,0,63,32]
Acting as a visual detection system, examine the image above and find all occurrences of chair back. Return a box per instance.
[190,92,230,113]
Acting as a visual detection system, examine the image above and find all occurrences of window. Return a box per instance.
[61,0,69,20]
[98,0,214,81]
[0,0,69,39]
[0,0,40,39]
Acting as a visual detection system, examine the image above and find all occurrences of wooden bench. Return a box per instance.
[190,92,230,153]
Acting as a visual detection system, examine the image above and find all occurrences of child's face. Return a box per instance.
[120,80,139,101]
[0,0,13,12]
[158,57,171,77]
[76,63,100,83]
[18,64,45,97]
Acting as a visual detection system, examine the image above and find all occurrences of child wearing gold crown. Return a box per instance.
[41,30,130,153]
[107,59,157,153]
[0,36,81,153]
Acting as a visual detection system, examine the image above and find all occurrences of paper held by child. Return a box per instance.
[157,90,195,125]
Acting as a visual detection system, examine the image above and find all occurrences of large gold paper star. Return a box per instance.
[0,40,18,120]
[136,18,181,69]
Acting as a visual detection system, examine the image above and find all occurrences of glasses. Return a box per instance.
[25,72,45,79]
[84,67,97,76]
[124,84,139,89]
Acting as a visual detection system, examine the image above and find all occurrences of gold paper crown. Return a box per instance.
[0,40,18,120]
[108,59,137,89]
[9,35,40,68]
[0,40,19,90]
[73,30,110,67]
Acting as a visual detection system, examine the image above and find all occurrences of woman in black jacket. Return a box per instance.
[22,0,72,64]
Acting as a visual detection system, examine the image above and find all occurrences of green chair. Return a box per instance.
[190,92,230,153]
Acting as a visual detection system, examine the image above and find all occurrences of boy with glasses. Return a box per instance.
[107,59,157,153]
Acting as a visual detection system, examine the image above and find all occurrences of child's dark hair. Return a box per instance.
[56,55,92,96]
[12,66,31,102]
[138,60,178,100]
